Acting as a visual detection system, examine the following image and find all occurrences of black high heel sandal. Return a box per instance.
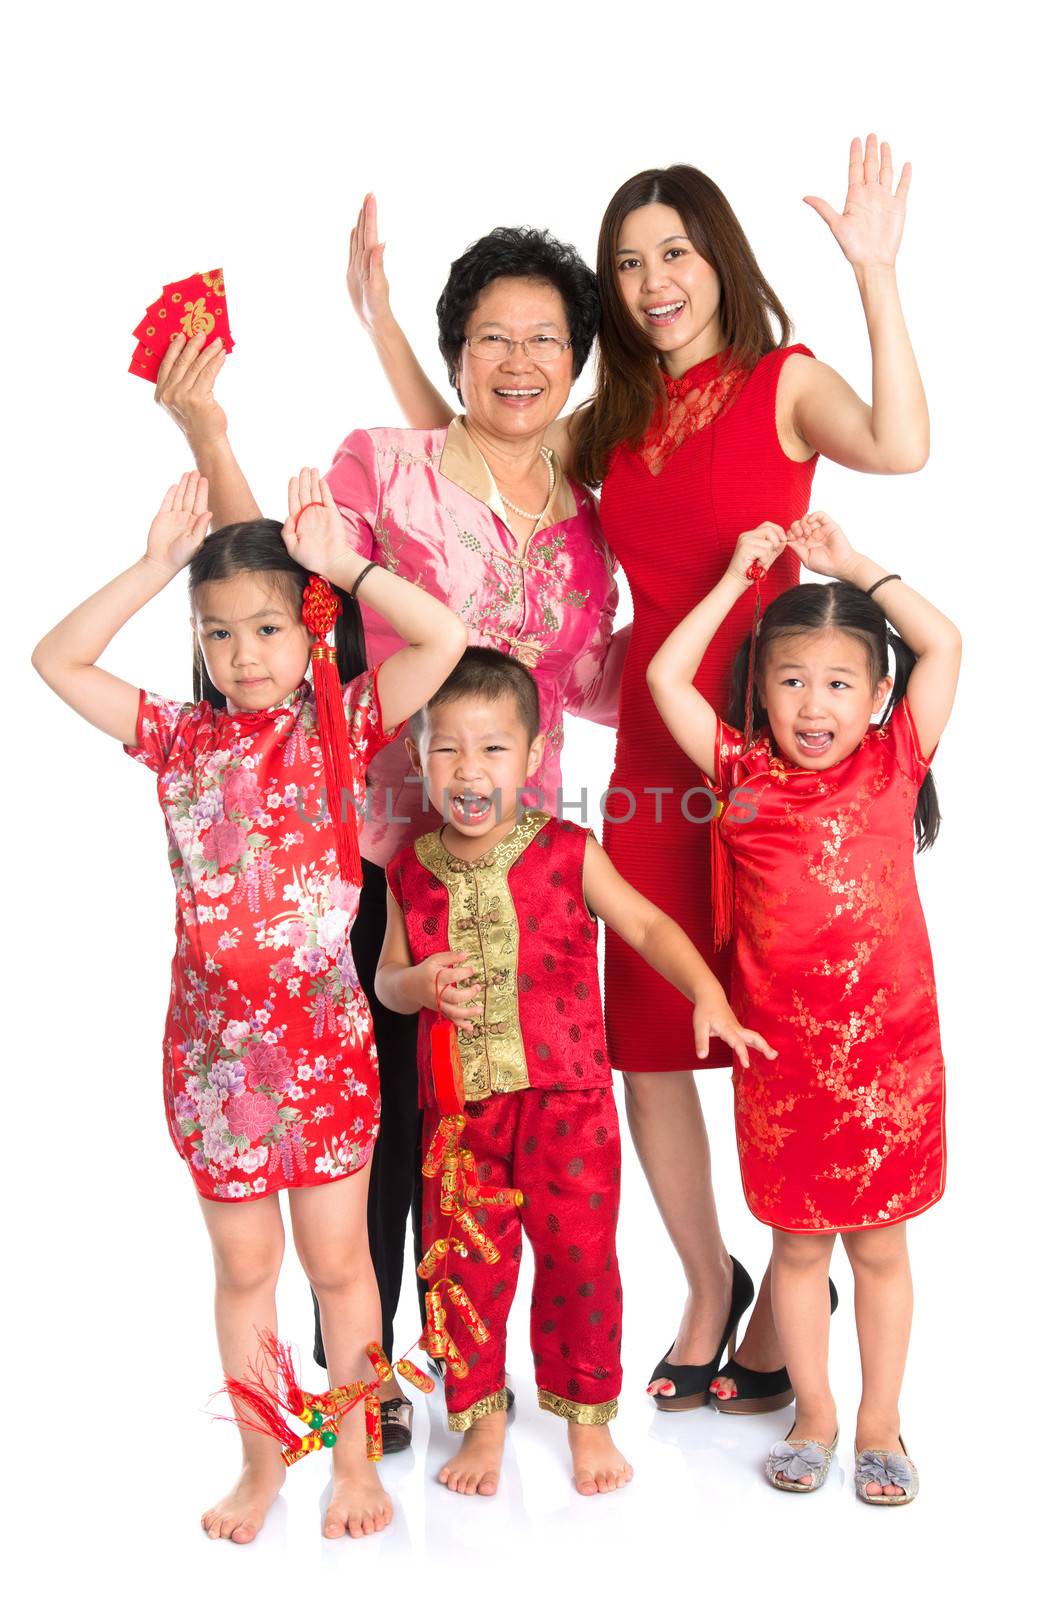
[647,1257,755,1412]
[710,1277,840,1415]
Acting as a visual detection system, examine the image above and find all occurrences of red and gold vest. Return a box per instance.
[386,812,611,1104]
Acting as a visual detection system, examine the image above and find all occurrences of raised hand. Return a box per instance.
[281,468,354,580]
[786,511,858,579]
[145,471,211,574]
[725,521,788,585]
[347,193,392,333]
[804,134,912,270]
[155,331,228,445]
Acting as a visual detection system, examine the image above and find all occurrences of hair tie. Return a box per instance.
[301,575,362,886]
[866,573,901,599]
[294,501,325,532]
[350,561,378,601]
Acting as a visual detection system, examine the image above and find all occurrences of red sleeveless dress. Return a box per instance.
[597,346,817,1071]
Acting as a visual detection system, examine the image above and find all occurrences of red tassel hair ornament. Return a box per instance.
[711,559,765,951]
[301,573,362,887]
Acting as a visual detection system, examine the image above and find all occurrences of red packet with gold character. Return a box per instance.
[129,269,233,383]
[162,268,234,350]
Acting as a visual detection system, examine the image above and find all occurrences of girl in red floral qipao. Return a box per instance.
[648,512,959,1506]
[33,469,466,1543]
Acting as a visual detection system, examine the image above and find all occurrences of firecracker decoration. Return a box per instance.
[212,980,523,1468]
[216,1334,434,1467]
[416,992,524,1371]
[711,558,765,950]
[300,568,362,887]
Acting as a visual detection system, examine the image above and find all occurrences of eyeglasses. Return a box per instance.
[463,333,573,364]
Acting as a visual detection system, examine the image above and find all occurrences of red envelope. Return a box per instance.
[129,268,233,383]
[128,339,165,383]
[132,294,171,343]
[163,268,234,350]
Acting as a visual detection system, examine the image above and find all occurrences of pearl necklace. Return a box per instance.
[488,447,555,521]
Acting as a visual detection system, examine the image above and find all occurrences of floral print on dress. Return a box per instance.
[125,670,397,1202]
[707,697,946,1233]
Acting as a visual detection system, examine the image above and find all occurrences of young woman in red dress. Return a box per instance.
[337,135,928,1415]
[648,510,958,1500]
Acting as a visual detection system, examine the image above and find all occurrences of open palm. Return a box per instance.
[805,134,911,270]
[145,472,211,573]
[346,194,391,332]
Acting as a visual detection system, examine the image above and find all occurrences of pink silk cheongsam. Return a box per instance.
[325,419,628,865]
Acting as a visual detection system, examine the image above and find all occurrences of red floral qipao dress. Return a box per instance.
[707,699,946,1232]
[124,671,399,1202]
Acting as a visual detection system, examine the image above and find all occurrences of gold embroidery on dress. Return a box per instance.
[415,812,550,1099]
[447,1386,510,1431]
[537,1389,618,1425]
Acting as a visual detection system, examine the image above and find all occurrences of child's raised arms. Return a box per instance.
[788,511,961,758]
[282,468,468,733]
[32,472,212,745]
[646,522,789,777]
[581,836,775,1070]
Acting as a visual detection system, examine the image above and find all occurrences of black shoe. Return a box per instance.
[710,1277,840,1415]
[647,1257,755,1412]
[380,1396,414,1453]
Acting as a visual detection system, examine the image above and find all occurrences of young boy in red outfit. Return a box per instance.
[375,648,772,1496]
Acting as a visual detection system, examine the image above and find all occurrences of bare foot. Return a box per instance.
[568,1421,633,1496]
[324,1459,392,1539]
[201,1456,286,1543]
[438,1410,506,1496]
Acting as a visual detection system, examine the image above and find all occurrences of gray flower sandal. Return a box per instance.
[765,1431,839,1493]
[854,1438,919,1506]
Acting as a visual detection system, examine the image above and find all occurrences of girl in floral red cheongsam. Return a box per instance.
[33,468,466,1543]
[648,512,959,1507]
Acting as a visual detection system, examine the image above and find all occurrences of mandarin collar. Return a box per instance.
[224,682,309,724]
[662,347,732,402]
[438,416,578,530]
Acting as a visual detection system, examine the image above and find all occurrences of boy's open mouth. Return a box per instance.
[450,789,493,824]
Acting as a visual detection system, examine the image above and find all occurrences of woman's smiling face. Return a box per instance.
[614,202,723,373]
[456,276,575,443]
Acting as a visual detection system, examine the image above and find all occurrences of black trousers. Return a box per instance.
[313,857,425,1366]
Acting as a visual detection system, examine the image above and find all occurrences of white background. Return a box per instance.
[7,2,1040,1594]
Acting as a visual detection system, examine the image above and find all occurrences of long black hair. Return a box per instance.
[726,579,940,850]
[187,520,367,709]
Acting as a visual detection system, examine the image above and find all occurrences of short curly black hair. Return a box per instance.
[436,227,599,400]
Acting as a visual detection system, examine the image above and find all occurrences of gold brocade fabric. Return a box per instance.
[537,1389,619,1426]
[446,1386,511,1432]
[414,812,551,1100]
